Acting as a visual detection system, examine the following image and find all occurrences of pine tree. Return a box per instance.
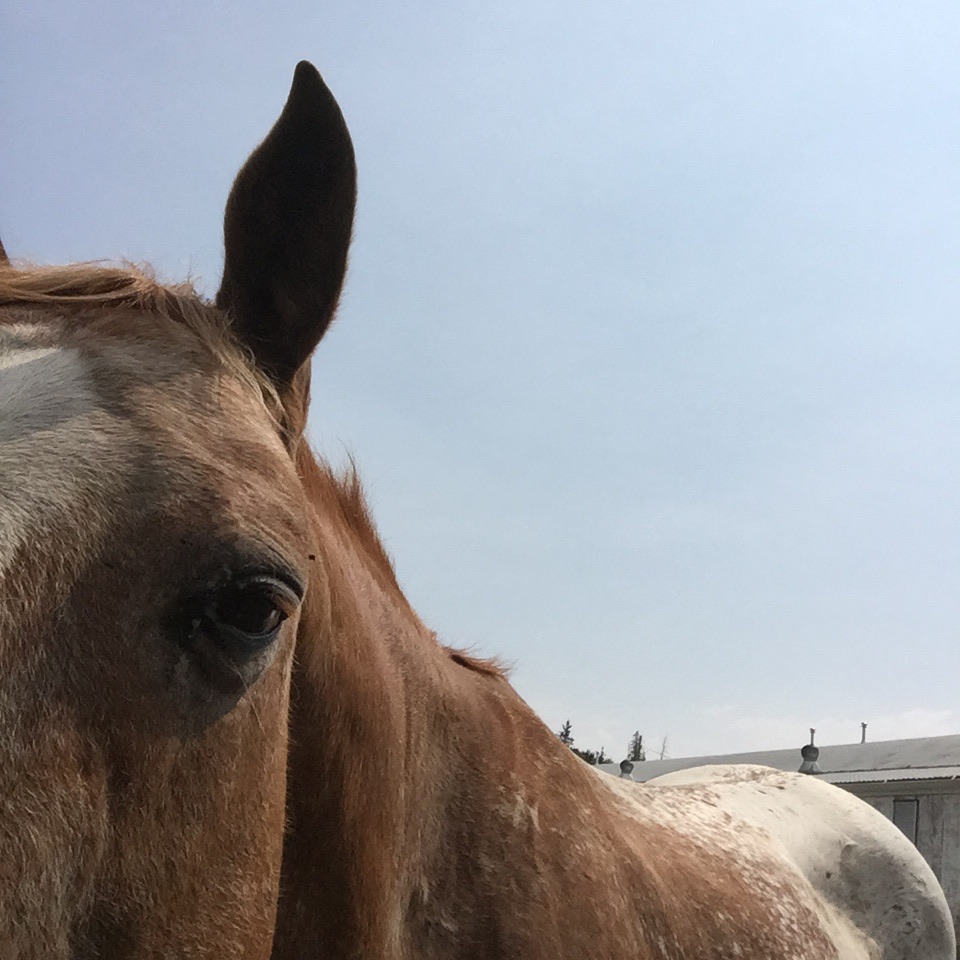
[627,731,645,762]
[558,719,574,746]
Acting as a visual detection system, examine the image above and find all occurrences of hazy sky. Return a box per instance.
[4,2,960,759]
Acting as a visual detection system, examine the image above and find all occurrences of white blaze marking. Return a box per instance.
[0,329,125,573]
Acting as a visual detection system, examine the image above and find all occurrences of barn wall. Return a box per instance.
[937,796,960,951]
[856,789,960,952]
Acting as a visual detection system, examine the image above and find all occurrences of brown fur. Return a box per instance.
[0,262,305,957]
[273,449,858,959]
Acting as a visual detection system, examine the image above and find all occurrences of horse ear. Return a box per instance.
[216,62,356,390]
[0,237,8,265]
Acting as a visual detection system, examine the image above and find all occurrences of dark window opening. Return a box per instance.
[892,798,919,844]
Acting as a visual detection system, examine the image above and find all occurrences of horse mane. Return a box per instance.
[297,443,506,679]
[295,451,408,602]
[447,648,510,677]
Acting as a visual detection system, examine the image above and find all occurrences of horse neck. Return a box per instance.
[273,452,604,958]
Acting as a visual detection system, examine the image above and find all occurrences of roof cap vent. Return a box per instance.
[799,728,821,775]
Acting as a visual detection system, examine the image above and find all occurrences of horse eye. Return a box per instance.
[202,577,299,651]
[210,585,285,635]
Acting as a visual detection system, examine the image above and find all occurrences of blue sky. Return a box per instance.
[4,2,960,759]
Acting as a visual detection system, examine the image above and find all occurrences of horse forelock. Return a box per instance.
[0,261,288,434]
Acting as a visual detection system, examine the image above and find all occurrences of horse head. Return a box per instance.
[0,62,353,958]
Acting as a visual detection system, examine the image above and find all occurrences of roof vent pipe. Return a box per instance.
[799,727,821,775]
[861,722,867,744]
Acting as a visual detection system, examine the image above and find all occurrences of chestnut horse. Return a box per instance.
[2,63,953,959]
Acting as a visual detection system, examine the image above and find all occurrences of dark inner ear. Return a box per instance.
[216,62,357,390]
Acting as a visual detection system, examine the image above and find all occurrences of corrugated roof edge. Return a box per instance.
[823,766,960,785]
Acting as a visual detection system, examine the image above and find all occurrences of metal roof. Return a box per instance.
[598,733,960,785]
